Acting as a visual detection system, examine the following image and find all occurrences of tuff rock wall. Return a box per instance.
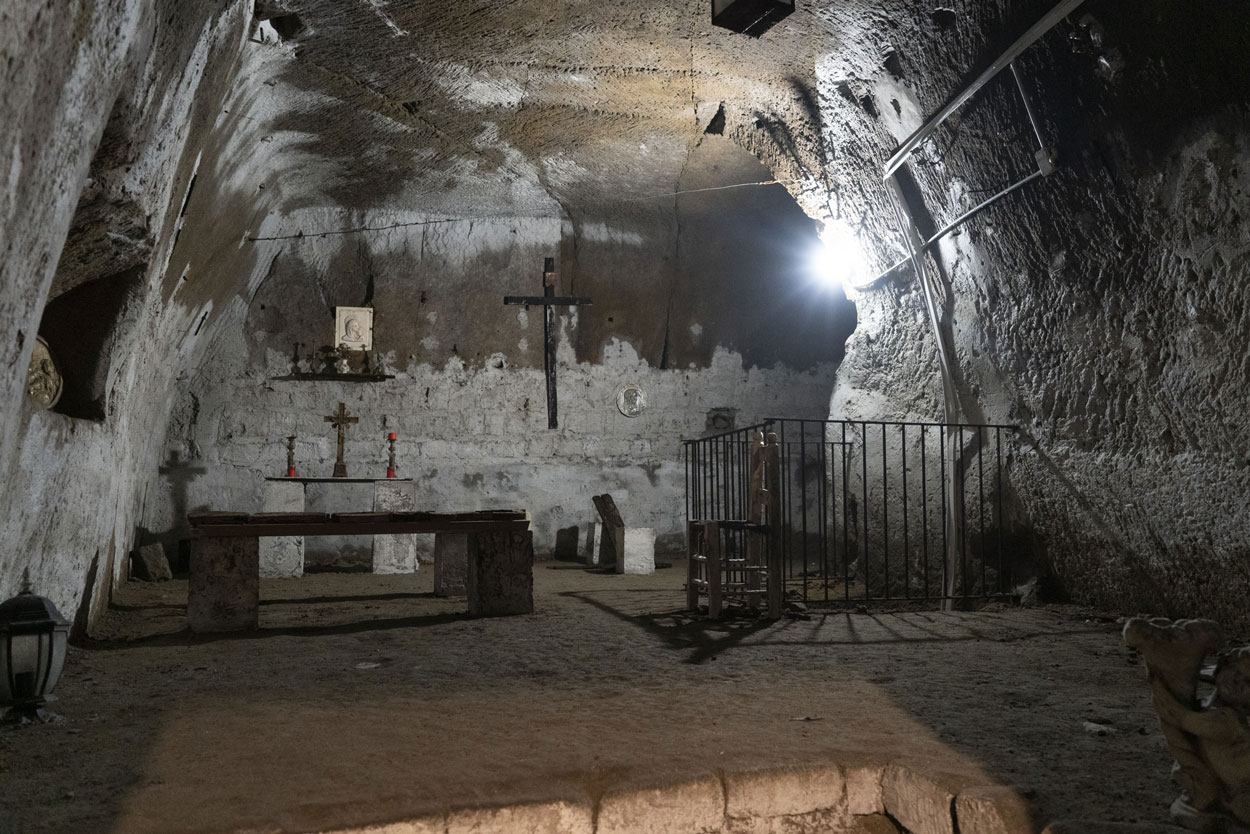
[0,1,264,630]
[803,0,1250,626]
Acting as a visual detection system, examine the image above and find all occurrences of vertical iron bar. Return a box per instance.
[978,425,986,597]
[842,422,850,602]
[997,428,1006,594]
[960,427,970,597]
[820,427,830,603]
[862,421,870,601]
[921,426,929,599]
[901,424,909,599]
[800,420,810,602]
[780,420,790,586]
[940,428,947,603]
[881,423,888,600]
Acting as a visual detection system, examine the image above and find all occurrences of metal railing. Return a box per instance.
[684,418,1020,606]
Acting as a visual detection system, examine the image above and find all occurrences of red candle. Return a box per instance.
[388,432,397,440]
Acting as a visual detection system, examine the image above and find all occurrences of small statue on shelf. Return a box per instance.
[1125,616,1250,831]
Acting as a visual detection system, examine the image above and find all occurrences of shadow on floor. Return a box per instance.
[559,590,1106,664]
[86,609,471,651]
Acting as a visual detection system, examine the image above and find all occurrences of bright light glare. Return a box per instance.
[809,225,870,293]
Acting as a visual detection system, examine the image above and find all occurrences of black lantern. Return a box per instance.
[0,585,69,723]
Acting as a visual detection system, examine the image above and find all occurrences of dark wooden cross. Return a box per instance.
[504,257,592,429]
[324,401,358,477]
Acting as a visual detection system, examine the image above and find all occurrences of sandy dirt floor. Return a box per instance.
[0,558,1178,834]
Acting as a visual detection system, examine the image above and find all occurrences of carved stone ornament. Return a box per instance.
[1124,616,1250,833]
[616,384,646,418]
[25,336,62,409]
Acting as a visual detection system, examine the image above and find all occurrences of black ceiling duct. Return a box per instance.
[711,0,795,37]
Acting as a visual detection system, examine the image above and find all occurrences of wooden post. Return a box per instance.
[686,521,701,611]
[503,258,593,429]
[706,521,723,619]
[765,433,784,619]
[746,431,765,611]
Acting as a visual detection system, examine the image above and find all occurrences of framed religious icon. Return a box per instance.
[334,306,374,351]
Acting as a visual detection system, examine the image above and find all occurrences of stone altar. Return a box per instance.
[258,477,417,577]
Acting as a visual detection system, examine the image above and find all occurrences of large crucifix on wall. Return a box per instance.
[504,258,592,429]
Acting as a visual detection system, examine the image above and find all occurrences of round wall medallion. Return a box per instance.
[617,384,646,418]
[26,336,63,409]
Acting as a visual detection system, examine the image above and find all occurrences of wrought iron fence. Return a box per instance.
[683,418,1020,606]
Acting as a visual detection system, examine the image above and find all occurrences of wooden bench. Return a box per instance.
[187,510,533,632]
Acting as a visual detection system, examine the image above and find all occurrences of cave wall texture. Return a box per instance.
[2,0,1249,630]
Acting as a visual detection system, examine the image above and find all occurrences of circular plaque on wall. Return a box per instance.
[617,384,646,418]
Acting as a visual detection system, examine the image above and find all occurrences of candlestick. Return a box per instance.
[386,432,397,478]
[285,435,297,477]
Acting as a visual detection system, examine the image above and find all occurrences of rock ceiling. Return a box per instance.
[252,0,835,216]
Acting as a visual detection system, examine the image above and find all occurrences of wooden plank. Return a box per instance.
[250,512,331,524]
[746,430,765,611]
[389,510,528,522]
[685,521,700,611]
[189,520,531,538]
[188,512,250,524]
[593,494,626,528]
[502,296,594,306]
[706,521,722,620]
[765,434,784,620]
[329,512,394,523]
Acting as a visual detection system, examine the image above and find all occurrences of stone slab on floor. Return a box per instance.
[260,479,304,578]
[188,536,259,632]
[372,480,417,574]
[435,532,468,597]
[467,530,533,616]
[131,542,172,581]
[616,527,655,575]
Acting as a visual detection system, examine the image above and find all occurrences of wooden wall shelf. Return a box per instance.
[270,373,395,383]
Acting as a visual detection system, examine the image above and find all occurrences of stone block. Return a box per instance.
[447,800,593,834]
[845,814,905,834]
[955,786,1035,834]
[616,527,656,575]
[321,814,445,834]
[435,533,468,597]
[842,756,888,815]
[373,480,417,574]
[467,530,534,617]
[260,480,304,578]
[597,775,724,834]
[132,542,172,581]
[188,536,259,633]
[881,764,980,834]
[554,525,579,561]
[724,763,845,820]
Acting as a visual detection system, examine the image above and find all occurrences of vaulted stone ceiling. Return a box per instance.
[252,0,811,214]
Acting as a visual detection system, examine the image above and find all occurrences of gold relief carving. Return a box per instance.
[26,336,62,409]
